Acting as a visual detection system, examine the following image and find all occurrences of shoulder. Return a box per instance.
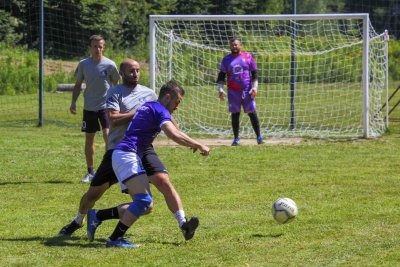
[136,84,153,91]
[101,57,118,68]
[78,58,91,66]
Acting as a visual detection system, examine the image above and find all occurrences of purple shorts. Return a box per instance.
[81,109,109,133]
[227,89,256,113]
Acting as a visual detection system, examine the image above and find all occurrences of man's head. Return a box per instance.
[158,80,185,114]
[88,35,105,60]
[120,59,140,88]
[229,37,242,55]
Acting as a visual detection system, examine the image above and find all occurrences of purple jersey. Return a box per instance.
[115,101,171,156]
[220,51,257,91]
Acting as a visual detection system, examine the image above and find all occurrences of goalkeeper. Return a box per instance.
[217,37,264,146]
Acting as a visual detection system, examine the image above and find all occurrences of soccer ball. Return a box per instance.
[271,197,298,224]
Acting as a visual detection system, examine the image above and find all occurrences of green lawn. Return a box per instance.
[1,118,400,266]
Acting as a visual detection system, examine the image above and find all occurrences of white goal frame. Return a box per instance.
[149,14,389,138]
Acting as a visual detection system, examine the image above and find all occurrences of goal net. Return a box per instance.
[150,14,388,138]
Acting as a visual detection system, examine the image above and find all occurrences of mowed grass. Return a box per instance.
[1,120,400,266]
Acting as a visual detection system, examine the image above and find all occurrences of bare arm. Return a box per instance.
[161,122,210,156]
[106,109,135,127]
[70,80,83,114]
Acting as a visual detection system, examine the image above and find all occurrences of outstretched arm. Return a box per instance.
[161,122,210,156]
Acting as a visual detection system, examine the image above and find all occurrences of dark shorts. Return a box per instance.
[90,146,168,187]
[81,109,109,133]
[228,89,256,113]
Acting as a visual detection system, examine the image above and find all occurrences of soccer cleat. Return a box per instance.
[181,216,199,240]
[81,173,94,183]
[231,138,240,146]
[58,220,82,236]
[106,237,139,248]
[87,209,102,241]
[257,136,265,144]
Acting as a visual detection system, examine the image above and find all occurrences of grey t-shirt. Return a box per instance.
[106,84,157,150]
[75,56,120,111]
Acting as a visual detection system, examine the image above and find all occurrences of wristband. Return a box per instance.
[218,83,224,93]
[252,80,258,89]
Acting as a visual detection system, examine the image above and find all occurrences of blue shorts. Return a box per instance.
[81,109,109,133]
[227,89,256,113]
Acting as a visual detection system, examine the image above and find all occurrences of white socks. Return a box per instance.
[74,211,86,225]
[175,210,186,228]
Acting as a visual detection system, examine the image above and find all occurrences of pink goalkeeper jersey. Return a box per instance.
[220,51,257,91]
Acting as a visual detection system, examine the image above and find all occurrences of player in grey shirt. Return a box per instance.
[59,60,200,241]
[70,35,120,183]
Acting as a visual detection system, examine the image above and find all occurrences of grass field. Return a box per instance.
[1,81,400,266]
[1,116,400,266]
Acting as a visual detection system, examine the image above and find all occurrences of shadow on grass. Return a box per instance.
[251,233,283,238]
[1,235,182,248]
[0,236,104,248]
[0,180,73,186]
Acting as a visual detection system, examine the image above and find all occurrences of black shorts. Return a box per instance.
[90,146,168,187]
[81,109,109,133]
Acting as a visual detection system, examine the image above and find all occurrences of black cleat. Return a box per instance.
[181,217,199,240]
[58,220,82,236]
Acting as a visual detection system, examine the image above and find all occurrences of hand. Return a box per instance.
[199,145,210,156]
[218,90,226,101]
[249,88,257,99]
[70,103,76,114]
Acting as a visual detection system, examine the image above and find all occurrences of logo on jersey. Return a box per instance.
[100,70,108,77]
[233,64,243,75]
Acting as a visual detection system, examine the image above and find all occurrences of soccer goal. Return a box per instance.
[149,14,389,138]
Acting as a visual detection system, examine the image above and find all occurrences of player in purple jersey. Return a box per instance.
[59,61,199,242]
[95,80,210,248]
[217,37,264,146]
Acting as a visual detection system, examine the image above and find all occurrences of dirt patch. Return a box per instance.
[154,136,303,147]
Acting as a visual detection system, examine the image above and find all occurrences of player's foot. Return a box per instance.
[181,216,199,240]
[106,237,139,248]
[257,136,265,144]
[58,220,82,236]
[81,173,94,183]
[87,209,101,241]
[231,138,240,146]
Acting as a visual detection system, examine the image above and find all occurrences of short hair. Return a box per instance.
[229,37,241,44]
[88,35,105,46]
[159,80,185,99]
[119,59,139,72]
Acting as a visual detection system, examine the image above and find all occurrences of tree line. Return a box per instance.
[0,0,398,60]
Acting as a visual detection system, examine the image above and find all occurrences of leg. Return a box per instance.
[85,132,95,171]
[79,183,109,214]
[58,183,109,236]
[102,128,109,151]
[227,89,242,146]
[149,172,182,214]
[231,112,240,146]
[247,111,264,144]
[106,174,151,247]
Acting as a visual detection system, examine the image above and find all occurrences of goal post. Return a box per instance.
[149,14,388,138]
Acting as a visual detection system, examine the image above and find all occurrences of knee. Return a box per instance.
[127,193,152,218]
[150,173,173,193]
[143,202,154,215]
